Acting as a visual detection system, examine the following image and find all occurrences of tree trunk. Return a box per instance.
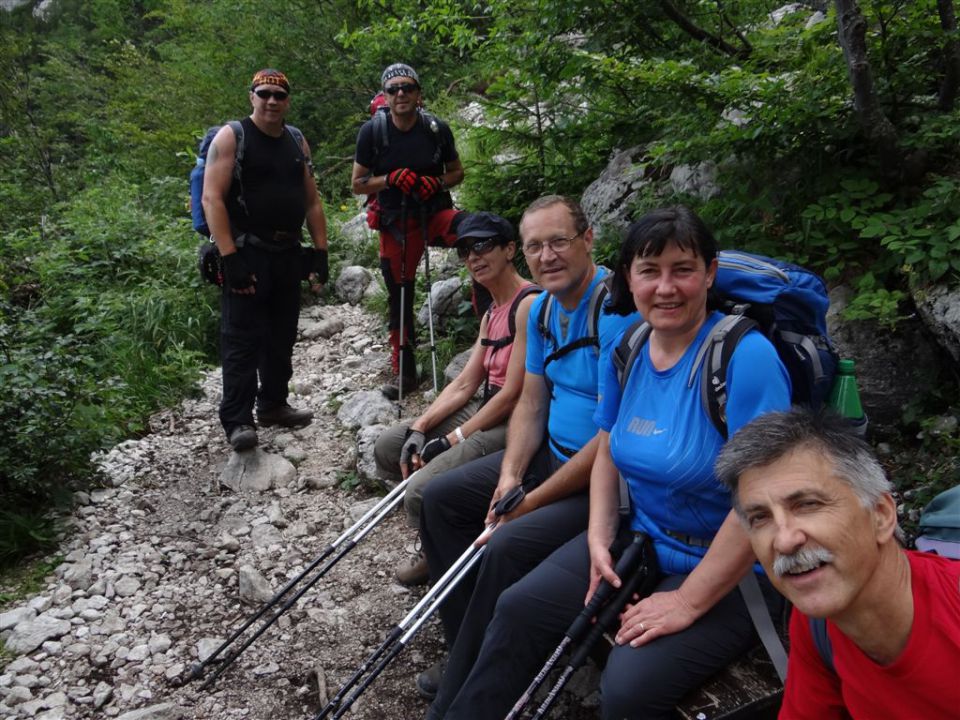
[834,0,902,176]
[937,0,960,110]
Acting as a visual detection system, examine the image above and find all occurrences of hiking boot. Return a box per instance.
[228,425,258,451]
[416,658,446,701]
[381,374,419,401]
[257,403,314,428]
[395,549,429,587]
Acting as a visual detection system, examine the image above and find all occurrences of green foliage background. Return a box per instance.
[2,0,959,560]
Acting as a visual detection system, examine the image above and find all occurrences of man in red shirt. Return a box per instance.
[715,409,960,720]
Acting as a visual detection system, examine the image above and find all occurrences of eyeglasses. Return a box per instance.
[522,232,584,258]
[457,238,501,260]
[385,83,419,96]
[254,89,289,101]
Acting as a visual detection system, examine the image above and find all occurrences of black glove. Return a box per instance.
[312,248,329,285]
[420,436,451,464]
[399,429,426,466]
[221,251,254,291]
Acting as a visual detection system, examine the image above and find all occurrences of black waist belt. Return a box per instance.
[237,230,302,251]
[663,529,713,549]
[548,436,578,459]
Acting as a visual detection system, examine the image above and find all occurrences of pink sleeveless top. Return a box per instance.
[483,282,536,390]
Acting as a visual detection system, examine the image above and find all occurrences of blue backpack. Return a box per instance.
[613,250,839,437]
[189,121,307,237]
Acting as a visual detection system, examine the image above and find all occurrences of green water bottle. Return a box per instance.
[828,358,868,438]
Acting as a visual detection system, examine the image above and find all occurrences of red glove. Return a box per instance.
[416,175,443,202]
[386,168,419,194]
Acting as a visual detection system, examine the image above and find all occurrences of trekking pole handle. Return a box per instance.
[567,534,647,643]
[493,484,526,516]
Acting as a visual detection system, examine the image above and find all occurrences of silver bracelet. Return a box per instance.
[454,426,466,444]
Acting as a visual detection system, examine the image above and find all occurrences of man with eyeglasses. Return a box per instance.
[351,63,465,398]
[202,68,328,451]
[417,195,639,713]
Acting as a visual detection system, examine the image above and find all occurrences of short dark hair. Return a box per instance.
[608,205,718,316]
[519,195,589,239]
[715,407,892,517]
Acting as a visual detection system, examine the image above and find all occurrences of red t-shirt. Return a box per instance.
[780,551,960,719]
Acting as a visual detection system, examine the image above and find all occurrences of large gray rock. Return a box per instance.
[444,349,473,385]
[238,566,274,605]
[220,449,297,493]
[339,212,373,250]
[115,704,186,720]
[669,161,719,201]
[581,146,654,232]
[336,266,376,305]
[5,614,71,654]
[914,284,960,364]
[337,390,397,429]
[300,317,345,340]
[356,424,389,488]
[418,276,465,329]
[828,286,947,430]
[0,606,36,632]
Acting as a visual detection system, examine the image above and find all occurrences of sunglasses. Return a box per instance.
[385,83,419,96]
[254,89,289,101]
[457,238,501,260]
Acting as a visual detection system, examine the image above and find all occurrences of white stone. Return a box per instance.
[0,607,36,632]
[6,615,71,655]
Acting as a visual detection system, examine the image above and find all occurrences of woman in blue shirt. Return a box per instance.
[444,206,791,719]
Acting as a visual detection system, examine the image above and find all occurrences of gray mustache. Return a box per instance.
[772,545,835,577]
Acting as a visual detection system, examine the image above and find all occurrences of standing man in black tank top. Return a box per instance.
[202,69,328,451]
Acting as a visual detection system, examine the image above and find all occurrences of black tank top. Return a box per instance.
[229,117,307,236]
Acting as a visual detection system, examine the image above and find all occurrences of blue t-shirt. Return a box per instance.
[594,311,791,574]
[526,268,639,463]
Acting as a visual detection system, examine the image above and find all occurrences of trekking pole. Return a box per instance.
[504,534,649,720]
[421,204,439,393]
[528,549,658,720]
[174,474,415,690]
[317,485,527,720]
[397,195,409,418]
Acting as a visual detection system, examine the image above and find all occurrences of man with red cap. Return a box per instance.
[351,63,465,398]
[203,69,328,451]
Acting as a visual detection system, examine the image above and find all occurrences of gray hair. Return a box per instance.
[715,408,893,515]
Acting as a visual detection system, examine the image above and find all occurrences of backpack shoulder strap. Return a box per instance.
[613,320,652,391]
[808,616,836,674]
[371,108,390,168]
[481,285,543,350]
[226,120,245,178]
[538,293,557,346]
[508,285,543,337]
[284,124,312,173]
[419,110,450,163]
[586,272,612,343]
[695,314,758,439]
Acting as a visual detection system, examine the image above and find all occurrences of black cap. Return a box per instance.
[456,212,515,244]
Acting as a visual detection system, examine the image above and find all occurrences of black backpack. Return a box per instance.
[537,273,612,398]
[369,105,452,170]
[612,250,839,438]
[480,285,543,401]
[191,121,307,285]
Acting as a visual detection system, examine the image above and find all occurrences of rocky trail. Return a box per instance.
[0,299,450,720]
[0,295,600,720]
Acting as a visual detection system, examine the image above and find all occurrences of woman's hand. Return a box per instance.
[586,538,620,604]
[614,587,699,648]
